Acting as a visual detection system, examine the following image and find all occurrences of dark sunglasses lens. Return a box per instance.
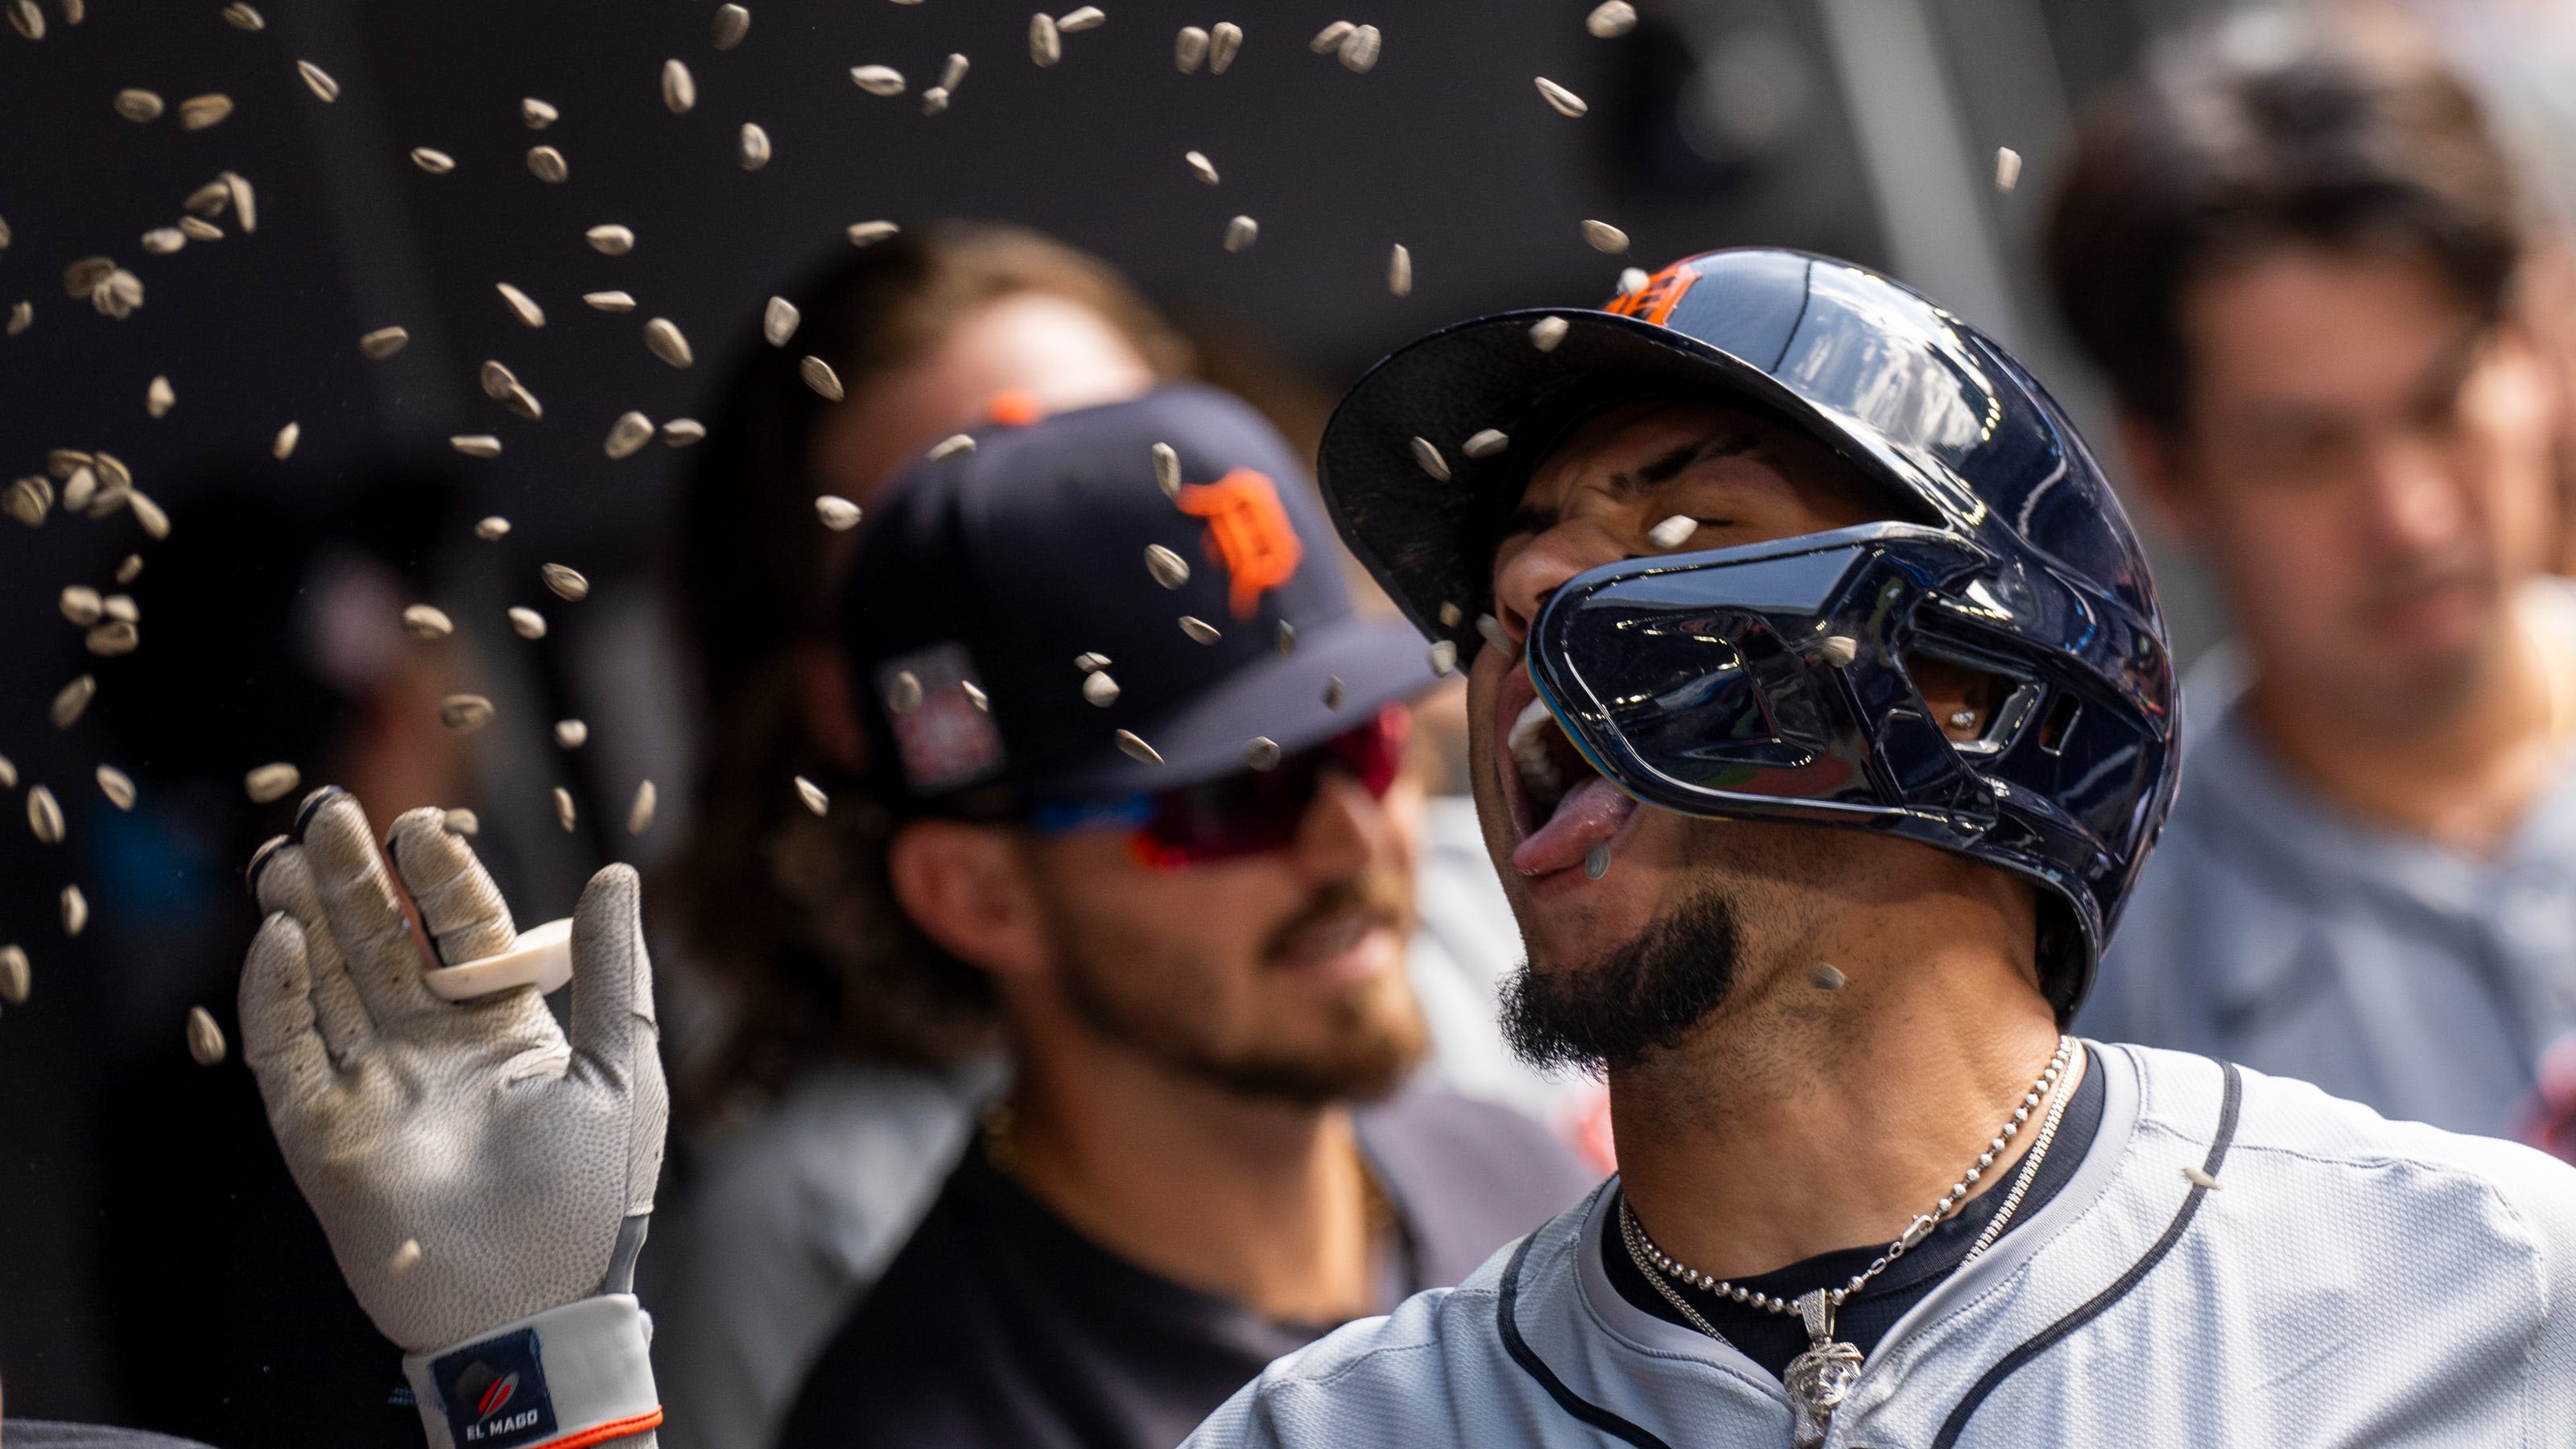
[1137,708,1408,866]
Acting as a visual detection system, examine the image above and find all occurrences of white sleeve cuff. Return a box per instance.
[402,1294,662,1449]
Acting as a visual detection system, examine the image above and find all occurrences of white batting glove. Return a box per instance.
[239,786,667,1449]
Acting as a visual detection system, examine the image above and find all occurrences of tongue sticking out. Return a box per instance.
[1513,775,1637,877]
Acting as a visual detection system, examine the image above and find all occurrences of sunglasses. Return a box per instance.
[1033,704,1411,869]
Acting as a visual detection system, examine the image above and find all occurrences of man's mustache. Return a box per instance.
[1261,878,1410,965]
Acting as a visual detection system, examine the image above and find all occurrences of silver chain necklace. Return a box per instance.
[1618,1034,2079,1449]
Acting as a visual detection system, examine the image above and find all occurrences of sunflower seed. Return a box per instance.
[0,752,11,788]
[1223,215,1257,251]
[1388,243,1412,296]
[1059,6,1104,31]
[887,671,924,713]
[729,121,770,170]
[221,2,262,29]
[577,224,634,257]
[95,765,134,811]
[439,695,494,731]
[1586,1,1637,37]
[1185,149,1219,184]
[1208,21,1241,72]
[60,585,101,625]
[542,563,590,601]
[1030,11,1060,64]
[1175,25,1208,71]
[0,946,26,1004]
[507,606,547,639]
[256,424,295,467]
[582,291,635,312]
[1616,266,1648,295]
[795,775,829,815]
[128,490,169,539]
[401,604,453,639]
[1322,676,1346,710]
[1476,613,1513,654]
[85,621,138,655]
[63,0,86,25]
[46,450,89,477]
[475,515,510,540]
[178,93,234,129]
[1144,544,1190,588]
[1311,20,1354,52]
[1428,638,1458,676]
[1583,840,1611,879]
[1438,602,1463,628]
[388,1239,423,1274]
[2183,1165,2222,1190]
[62,886,88,936]
[5,477,49,526]
[1075,653,1111,672]
[554,719,588,749]
[64,256,114,297]
[409,147,456,175]
[115,554,142,584]
[1243,737,1281,770]
[627,780,657,835]
[1535,76,1586,118]
[1338,23,1379,72]
[1409,436,1451,481]
[1457,427,1509,460]
[1819,634,1858,667]
[1647,514,1698,548]
[179,216,222,242]
[244,762,300,803]
[643,316,692,367]
[101,593,137,623]
[52,675,96,729]
[1529,315,1568,351]
[146,374,176,417]
[1114,729,1162,764]
[449,434,502,459]
[469,361,518,402]
[224,170,257,231]
[29,786,64,843]
[1152,441,1180,497]
[1275,621,1298,655]
[6,301,27,335]
[745,301,798,355]
[493,282,544,328]
[443,807,478,836]
[296,60,339,101]
[59,469,94,514]
[815,495,862,530]
[927,433,975,461]
[360,326,410,359]
[115,88,165,122]
[553,786,577,832]
[94,270,144,320]
[6,0,38,39]
[527,145,568,183]
[94,452,131,492]
[962,680,989,711]
[663,57,696,113]
[662,418,704,446]
[1581,219,1629,254]
[522,97,558,128]
[940,52,969,89]
[849,64,904,96]
[846,219,899,247]
[1082,671,1120,707]
[1995,146,2022,194]
[605,411,654,458]
[1179,616,1220,645]
[712,2,749,47]
[800,355,844,400]
[920,85,948,115]
[1810,963,1847,990]
[185,179,231,217]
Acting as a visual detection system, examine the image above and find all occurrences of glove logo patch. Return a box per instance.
[432,1329,558,1447]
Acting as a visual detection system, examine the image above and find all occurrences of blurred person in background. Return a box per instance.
[2049,19,2575,1139]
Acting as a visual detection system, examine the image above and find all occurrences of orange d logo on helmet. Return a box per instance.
[1175,467,1303,620]
[1605,262,1699,327]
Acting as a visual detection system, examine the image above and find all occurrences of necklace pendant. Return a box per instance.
[1783,1338,1864,1448]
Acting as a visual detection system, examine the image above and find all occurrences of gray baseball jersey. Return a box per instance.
[1187,1043,2576,1447]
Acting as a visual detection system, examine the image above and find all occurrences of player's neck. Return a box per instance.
[1608,897,2066,1284]
[1001,1021,1381,1326]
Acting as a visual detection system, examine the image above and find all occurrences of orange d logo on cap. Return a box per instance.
[1175,467,1302,620]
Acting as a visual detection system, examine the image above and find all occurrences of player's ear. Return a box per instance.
[886,819,1051,981]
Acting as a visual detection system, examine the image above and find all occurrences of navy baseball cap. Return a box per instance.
[839,385,1443,819]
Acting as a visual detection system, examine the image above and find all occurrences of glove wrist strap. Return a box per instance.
[402,1294,661,1449]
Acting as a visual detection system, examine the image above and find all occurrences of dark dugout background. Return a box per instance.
[0,0,2212,1439]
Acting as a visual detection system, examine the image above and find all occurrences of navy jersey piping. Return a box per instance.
[1496,1228,1676,1449]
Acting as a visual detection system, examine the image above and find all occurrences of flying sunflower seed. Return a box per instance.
[450,434,501,458]
[762,295,800,346]
[224,170,257,231]
[961,680,989,711]
[244,762,299,803]
[1075,653,1111,672]
[178,93,234,129]
[1244,737,1281,770]
[1179,616,1220,645]
[95,765,134,811]
[477,360,518,399]
[1476,613,1513,654]
[1586,1,1637,38]
[1114,729,1162,764]
[221,2,262,30]
[439,695,495,731]
[1995,146,2022,194]
[1810,963,1847,991]
[443,808,478,836]
[6,0,39,40]
[1175,25,1208,71]
[542,563,590,601]
[582,291,635,312]
[60,586,101,625]
[1388,243,1412,296]
[1311,20,1354,52]
[388,1239,423,1274]
[738,122,770,170]
[147,374,175,416]
[61,886,88,937]
[85,620,138,656]
[849,64,904,96]
[401,604,453,639]
[64,256,114,298]
[114,88,165,122]
[553,786,576,832]
[585,224,634,254]
[94,452,132,493]
[1152,441,1180,497]
[475,515,510,540]
[1030,11,1060,65]
[643,316,692,367]
[1223,215,1257,251]
[2184,1165,2223,1190]
[1323,676,1344,709]
[522,97,558,128]
[919,84,948,115]
[1082,671,1120,707]
[712,4,749,49]
[1059,6,1104,31]
[1410,436,1450,481]
[1463,427,1508,459]
[296,59,338,101]
[1208,21,1241,72]
[927,433,975,461]
[6,301,27,335]
[360,326,410,359]
[185,179,231,216]
[627,780,657,835]
[0,946,27,1005]
[497,283,545,328]
[29,786,64,843]
[94,270,145,320]
[0,752,13,787]
[179,217,221,241]
[554,719,588,749]
[800,355,844,400]
[795,775,829,816]
[605,411,655,458]
[46,450,89,477]
[1580,219,1629,254]
[52,675,96,729]
[527,145,568,183]
[5,477,49,526]
[815,495,862,530]
[1534,76,1587,118]
[1616,266,1648,295]
[507,606,547,640]
[662,57,696,113]
[101,593,137,624]
[1338,23,1380,72]
[410,147,456,174]
[941,52,969,89]
[1429,639,1458,676]
[127,490,170,540]
[1185,150,1219,184]
[1819,634,1858,667]
[887,671,924,713]
[1529,315,1568,351]
[1647,514,1698,548]
[846,219,899,247]
[662,418,705,447]
[115,554,142,584]
[1438,602,1463,628]
[1145,543,1190,588]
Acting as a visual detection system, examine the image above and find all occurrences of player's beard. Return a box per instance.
[1501,886,1742,1075]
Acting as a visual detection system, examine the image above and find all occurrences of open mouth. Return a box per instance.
[1498,669,1637,878]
